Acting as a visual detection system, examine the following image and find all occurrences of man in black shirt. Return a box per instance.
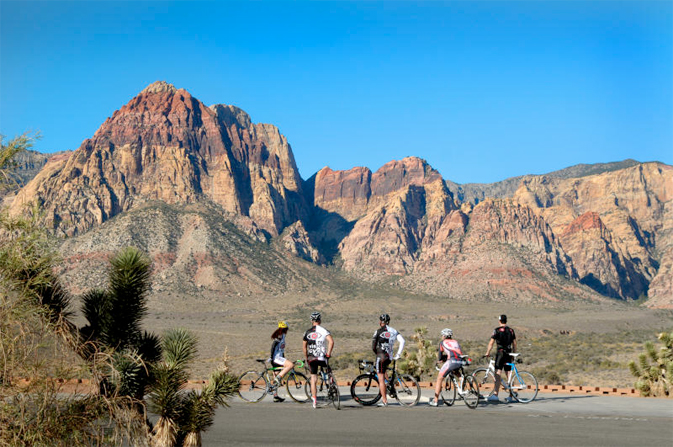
[484,314,517,402]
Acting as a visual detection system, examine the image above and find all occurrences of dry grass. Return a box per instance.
[107,283,673,389]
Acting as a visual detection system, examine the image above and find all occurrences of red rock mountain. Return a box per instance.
[7,82,673,308]
[10,81,307,237]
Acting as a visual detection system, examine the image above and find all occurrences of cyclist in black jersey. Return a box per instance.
[372,313,405,407]
[303,311,334,409]
[484,314,517,402]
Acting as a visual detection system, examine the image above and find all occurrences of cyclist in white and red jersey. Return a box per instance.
[269,321,293,402]
[429,328,463,406]
[303,311,334,409]
[372,313,405,407]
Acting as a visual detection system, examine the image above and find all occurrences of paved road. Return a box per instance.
[203,389,673,446]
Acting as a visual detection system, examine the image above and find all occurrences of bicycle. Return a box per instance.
[237,359,310,403]
[350,359,421,407]
[305,360,340,410]
[436,354,480,409]
[471,353,538,403]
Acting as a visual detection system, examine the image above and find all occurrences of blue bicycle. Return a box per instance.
[471,353,539,403]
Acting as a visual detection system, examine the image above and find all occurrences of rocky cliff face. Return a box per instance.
[513,163,672,302]
[10,81,307,237]
[7,82,672,308]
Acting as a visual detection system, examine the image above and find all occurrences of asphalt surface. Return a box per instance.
[203,388,673,446]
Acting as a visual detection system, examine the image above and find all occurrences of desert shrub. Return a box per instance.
[398,327,436,380]
[628,331,673,397]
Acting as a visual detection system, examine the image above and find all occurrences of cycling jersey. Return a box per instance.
[372,325,406,360]
[491,326,516,352]
[437,338,463,378]
[270,333,286,366]
[437,339,463,362]
[303,325,331,362]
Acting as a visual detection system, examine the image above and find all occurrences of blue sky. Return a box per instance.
[1,1,671,184]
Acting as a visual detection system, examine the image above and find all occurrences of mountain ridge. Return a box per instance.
[5,81,672,308]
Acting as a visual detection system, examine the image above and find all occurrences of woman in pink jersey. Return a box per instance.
[429,328,463,406]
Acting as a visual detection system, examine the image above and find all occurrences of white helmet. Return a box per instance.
[441,328,453,338]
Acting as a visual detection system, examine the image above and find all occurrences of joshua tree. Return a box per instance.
[399,327,436,380]
[80,247,161,399]
[629,331,673,397]
[149,329,238,447]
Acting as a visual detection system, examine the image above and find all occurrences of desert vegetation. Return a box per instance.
[629,331,672,397]
[0,134,238,446]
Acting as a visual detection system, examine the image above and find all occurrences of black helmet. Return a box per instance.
[499,314,507,324]
[379,313,390,324]
[310,311,321,322]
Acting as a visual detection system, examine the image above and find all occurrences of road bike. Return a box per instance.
[471,353,538,403]
[237,359,310,403]
[305,360,340,409]
[350,359,421,407]
[436,354,480,409]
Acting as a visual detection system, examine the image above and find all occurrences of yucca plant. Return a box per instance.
[399,327,436,380]
[80,247,161,400]
[149,329,238,447]
[628,331,673,397]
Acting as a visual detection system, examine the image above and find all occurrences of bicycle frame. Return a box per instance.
[484,356,521,389]
[359,360,403,391]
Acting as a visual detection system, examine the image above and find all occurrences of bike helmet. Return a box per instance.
[379,313,390,324]
[499,314,507,324]
[278,321,288,329]
[441,328,453,338]
[310,311,321,322]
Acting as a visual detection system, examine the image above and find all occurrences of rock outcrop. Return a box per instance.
[10,81,308,237]
[513,163,672,302]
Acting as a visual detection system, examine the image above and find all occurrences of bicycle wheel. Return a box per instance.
[329,381,341,410]
[471,367,497,398]
[350,374,382,406]
[393,374,420,407]
[286,371,310,403]
[510,371,538,403]
[462,375,480,409]
[237,370,268,402]
[440,376,456,406]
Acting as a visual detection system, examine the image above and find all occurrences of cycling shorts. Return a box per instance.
[375,354,391,374]
[495,350,512,372]
[272,356,287,368]
[308,359,328,375]
[438,359,462,378]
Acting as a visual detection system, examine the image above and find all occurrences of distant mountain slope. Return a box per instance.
[6,81,672,308]
[445,159,644,204]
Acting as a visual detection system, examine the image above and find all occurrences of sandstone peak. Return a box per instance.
[141,80,178,95]
[211,104,252,129]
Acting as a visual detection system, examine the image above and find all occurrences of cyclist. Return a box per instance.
[302,311,334,409]
[429,328,463,406]
[484,314,517,403]
[372,313,405,407]
[269,321,293,402]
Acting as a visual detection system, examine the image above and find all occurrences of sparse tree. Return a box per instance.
[0,131,40,191]
[398,327,436,380]
[629,331,673,397]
